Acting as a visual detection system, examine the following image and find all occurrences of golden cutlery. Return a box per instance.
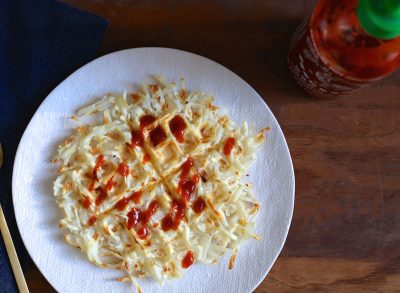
[0,143,29,293]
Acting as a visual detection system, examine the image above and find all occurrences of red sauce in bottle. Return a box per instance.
[88,215,97,226]
[312,1,400,80]
[149,125,167,147]
[95,187,107,206]
[287,0,400,98]
[161,199,186,231]
[117,163,129,177]
[182,251,194,269]
[169,115,186,143]
[140,115,156,129]
[115,190,142,211]
[223,137,235,156]
[81,196,91,209]
[192,197,206,214]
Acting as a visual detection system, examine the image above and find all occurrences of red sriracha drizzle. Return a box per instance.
[177,158,197,203]
[169,115,186,143]
[81,196,91,209]
[88,181,95,192]
[143,153,151,163]
[136,226,148,240]
[161,157,201,230]
[126,199,160,239]
[180,157,194,178]
[139,115,156,129]
[93,154,105,178]
[182,251,194,269]
[127,208,141,229]
[149,125,167,147]
[95,187,107,206]
[105,176,115,191]
[161,199,186,231]
[130,130,144,147]
[131,115,157,148]
[180,180,195,203]
[192,173,200,184]
[117,163,129,177]
[89,154,106,191]
[115,190,143,211]
[192,197,206,214]
[88,215,97,226]
[223,137,235,156]
[141,200,159,224]
[131,190,143,203]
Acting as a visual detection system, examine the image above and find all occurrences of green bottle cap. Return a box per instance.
[357,0,400,40]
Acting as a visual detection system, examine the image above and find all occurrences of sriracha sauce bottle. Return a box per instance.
[287,0,400,99]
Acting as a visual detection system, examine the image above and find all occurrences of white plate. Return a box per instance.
[13,48,294,293]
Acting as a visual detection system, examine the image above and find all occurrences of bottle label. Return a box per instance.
[287,18,367,98]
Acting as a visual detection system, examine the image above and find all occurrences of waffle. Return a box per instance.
[53,76,267,291]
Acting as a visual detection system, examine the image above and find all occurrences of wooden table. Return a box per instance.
[26,1,400,292]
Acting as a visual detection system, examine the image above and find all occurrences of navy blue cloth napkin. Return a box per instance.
[0,0,107,291]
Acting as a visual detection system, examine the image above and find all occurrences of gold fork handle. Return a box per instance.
[0,205,29,293]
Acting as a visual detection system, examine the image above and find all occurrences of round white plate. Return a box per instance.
[13,48,294,293]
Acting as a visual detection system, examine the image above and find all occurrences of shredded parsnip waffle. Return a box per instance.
[53,76,267,291]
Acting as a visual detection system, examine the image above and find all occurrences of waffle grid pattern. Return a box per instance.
[54,78,263,289]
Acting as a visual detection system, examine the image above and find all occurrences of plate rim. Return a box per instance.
[12,47,295,292]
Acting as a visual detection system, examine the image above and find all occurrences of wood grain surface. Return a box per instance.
[24,1,400,292]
